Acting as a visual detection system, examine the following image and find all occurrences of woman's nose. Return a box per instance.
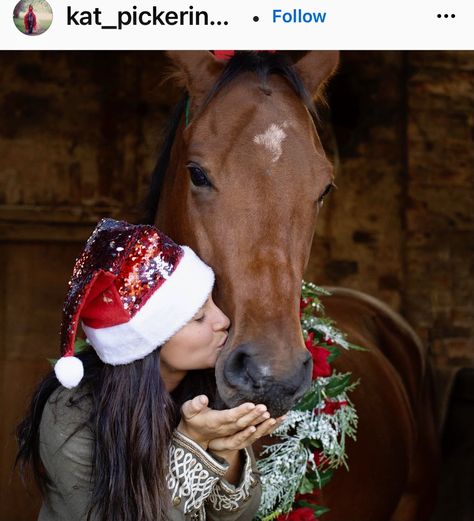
[215,307,230,331]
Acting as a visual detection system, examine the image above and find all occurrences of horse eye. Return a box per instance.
[317,183,334,204]
[187,164,212,188]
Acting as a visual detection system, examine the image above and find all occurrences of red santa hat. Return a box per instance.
[55,218,215,389]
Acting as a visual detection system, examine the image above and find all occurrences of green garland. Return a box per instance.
[256,282,362,521]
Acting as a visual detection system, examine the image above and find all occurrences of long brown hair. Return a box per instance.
[16,346,216,521]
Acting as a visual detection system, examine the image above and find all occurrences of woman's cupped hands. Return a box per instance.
[177,395,285,452]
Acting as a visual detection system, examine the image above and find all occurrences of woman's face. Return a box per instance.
[160,295,230,372]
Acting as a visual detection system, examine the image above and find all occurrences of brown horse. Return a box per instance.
[146,51,439,521]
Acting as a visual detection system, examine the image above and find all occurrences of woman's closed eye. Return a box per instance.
[194,314,205,323]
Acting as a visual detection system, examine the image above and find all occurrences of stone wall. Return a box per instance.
[405,52,474,366]
[306,51,474,367]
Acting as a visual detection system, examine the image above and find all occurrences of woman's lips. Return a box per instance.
[217,335,228,349]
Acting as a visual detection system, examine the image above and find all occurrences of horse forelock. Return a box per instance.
[201,52,317,118]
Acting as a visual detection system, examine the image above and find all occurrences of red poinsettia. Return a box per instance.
[277,507,318,521]
[305,333,331,378]
[319,399,349,415]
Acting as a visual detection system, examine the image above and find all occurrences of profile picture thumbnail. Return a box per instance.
[13,0,53,36]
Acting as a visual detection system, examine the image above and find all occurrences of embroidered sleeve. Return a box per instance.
[206,448,259,512]
[167,430,229,516]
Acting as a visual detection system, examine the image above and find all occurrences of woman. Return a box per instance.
[16,218,281,521]
[24,5,37,34]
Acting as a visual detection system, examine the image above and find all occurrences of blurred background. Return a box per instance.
[0,51,473,520]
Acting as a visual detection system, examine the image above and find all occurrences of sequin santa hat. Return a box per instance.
[54,218,215,389]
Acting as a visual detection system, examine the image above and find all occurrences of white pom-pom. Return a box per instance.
[54,356,84,389]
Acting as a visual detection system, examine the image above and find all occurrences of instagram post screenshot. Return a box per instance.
[0,1,473,521]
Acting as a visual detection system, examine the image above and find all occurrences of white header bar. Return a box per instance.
[2,0,474,50]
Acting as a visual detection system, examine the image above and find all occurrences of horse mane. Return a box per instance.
[142,52,317,224]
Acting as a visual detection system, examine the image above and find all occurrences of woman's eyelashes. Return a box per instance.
[194,314,205,323]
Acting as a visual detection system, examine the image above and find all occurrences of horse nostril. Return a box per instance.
[244,356,263,390]
[224,344,263,390]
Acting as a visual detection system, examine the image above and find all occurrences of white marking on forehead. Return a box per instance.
[253,123,288,163]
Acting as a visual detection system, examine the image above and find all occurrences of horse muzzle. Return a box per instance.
[216,342,313,417]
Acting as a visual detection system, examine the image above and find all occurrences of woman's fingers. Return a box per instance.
[221,402,256,423]
[180,398,277,443]
[208,415,287,451]
[253,418,277,438]
[208,425,257,451]
[247,415,286,443]
[221,402,270,426]
[235,404,269,429]
[208,403,256,433]
[215,403,271,436]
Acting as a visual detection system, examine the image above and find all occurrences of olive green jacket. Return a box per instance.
[38,388,261,521]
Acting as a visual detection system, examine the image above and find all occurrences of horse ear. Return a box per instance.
[291,51,339,98]
[164,51,225,102]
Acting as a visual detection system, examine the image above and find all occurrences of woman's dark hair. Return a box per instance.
[16,346,216,521]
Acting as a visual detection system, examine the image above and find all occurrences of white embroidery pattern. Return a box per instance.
[167,433,226,514]
[207,448,257,512]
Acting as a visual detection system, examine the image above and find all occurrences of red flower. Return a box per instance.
[213,50,277,61]
[312,450,323,466]
[300,297,313,312]
[304,332,315,349]
[300,298,313,319]
[213,50,235,60]
[305,332,331,378]
[277,507,317,521]
[308,345,331,378]
[319,400,348,415]
[311,450,329,469]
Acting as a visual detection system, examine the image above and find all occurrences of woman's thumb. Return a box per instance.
[182,395,208,419]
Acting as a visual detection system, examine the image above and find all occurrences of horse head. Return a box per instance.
[153,51,338,416]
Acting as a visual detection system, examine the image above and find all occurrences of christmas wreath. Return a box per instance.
[256,282,362,521]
